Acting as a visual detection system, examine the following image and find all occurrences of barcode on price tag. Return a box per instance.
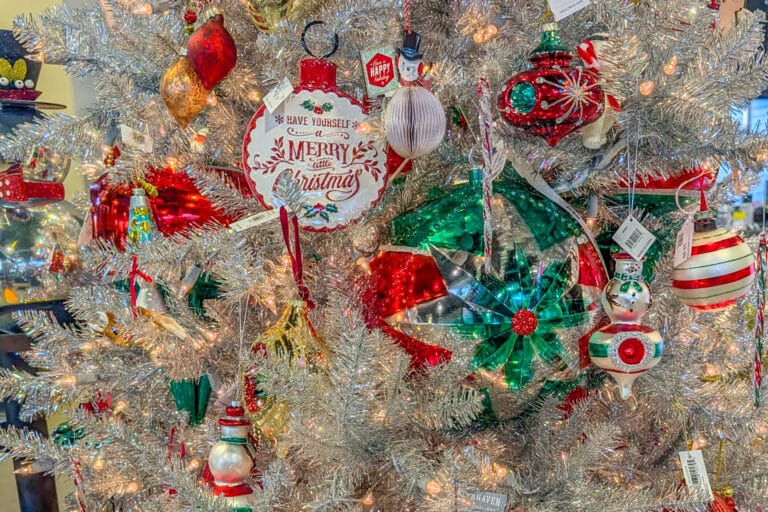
[264,77,293,113]
[673,216,695,267]
[612,216,656,261]
[228,209,280,232]
[548,0,591,21]
[678,450,713,500]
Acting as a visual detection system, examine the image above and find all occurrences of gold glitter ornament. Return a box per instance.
[246,301,327,444]
[160,56,208,129]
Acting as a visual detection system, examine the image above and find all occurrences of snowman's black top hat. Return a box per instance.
[0,30,65,110]
[398,30,423,61]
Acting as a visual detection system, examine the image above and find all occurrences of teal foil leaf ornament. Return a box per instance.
[390,165,584,256]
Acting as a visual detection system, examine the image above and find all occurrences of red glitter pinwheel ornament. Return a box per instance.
[498,22,604,147]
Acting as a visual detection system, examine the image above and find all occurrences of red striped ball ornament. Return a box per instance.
[671,218,755,311]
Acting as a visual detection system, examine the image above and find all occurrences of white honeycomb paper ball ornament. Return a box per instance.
[384,86,446,159]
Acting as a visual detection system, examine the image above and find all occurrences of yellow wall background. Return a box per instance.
[1,2,76,511]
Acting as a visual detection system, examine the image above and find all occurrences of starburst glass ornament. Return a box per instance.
[498,23,603,146]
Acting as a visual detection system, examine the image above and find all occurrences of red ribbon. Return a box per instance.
[129,255,153,318]
[278,206,315,309]
[167,427,186,462]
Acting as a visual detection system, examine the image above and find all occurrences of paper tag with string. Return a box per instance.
[548,0,591,20]
[674,216,695,267]
[613,216,656,261]
[678,450,714,500]
[264,77,293,113]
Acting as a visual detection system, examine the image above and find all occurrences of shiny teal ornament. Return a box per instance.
[52,421,85,447]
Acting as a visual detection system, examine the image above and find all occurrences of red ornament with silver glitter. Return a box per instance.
[589,253,663,399]
[670,217,755,311]
[498,22,603,147]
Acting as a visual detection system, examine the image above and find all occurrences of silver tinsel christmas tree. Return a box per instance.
[0,0,768,510]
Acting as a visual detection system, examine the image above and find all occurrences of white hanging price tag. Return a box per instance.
[263,77,293,113]
[678,450,713,500]
[673,216,695,267]
[119,124,153,153]
[547,0,591,21]
[612,216,656,261]
[228,209,280,232]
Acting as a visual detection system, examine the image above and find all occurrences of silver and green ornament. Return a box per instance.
[589,253,663,399]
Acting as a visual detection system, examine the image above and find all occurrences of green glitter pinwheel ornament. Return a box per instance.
[391,245,586,390]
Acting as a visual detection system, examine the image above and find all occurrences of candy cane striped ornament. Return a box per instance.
[477,77,493,273]
[754,234,766,406]
[670,218,755,311]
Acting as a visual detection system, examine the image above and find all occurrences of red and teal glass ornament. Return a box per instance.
[498,22,603,146]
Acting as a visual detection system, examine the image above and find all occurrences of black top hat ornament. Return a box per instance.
[0,30,65,110]
[398,30,423,61]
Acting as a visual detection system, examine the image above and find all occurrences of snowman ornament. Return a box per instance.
[208,403,259,510]
[396,30,428,87]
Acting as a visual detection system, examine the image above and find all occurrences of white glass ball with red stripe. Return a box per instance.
[671,218,755,311]
[384,85,446,159]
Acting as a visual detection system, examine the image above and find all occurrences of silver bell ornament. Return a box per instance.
[207,403,259,509]
[589,253,664,400]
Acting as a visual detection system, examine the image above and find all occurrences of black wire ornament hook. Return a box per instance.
[300,20,339,59]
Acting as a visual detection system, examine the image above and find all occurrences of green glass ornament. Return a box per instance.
[169,374,212,425]
[52,421,85,447]
[390,165,582,255]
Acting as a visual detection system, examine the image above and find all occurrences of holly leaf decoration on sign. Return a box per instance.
[342,140,382,181]
[252,136,291,175]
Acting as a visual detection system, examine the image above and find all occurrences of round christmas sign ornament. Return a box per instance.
[498,22,604,147]
[671,217,755,311]
[243,25,387,231]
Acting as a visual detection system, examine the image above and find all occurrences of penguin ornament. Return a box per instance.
[384,29,446,160]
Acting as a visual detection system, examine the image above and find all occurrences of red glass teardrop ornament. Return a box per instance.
[187,14,237,90]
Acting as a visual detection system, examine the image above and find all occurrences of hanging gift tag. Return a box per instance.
[263,77,293,113]
[548,0,591,20]
[360,46,399,97]
[228,209,280,232]
[460,489,507,512]
[673,216,695,267]
[120,124,153,153]
[678,450,713,500]
[613,216,656,261]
